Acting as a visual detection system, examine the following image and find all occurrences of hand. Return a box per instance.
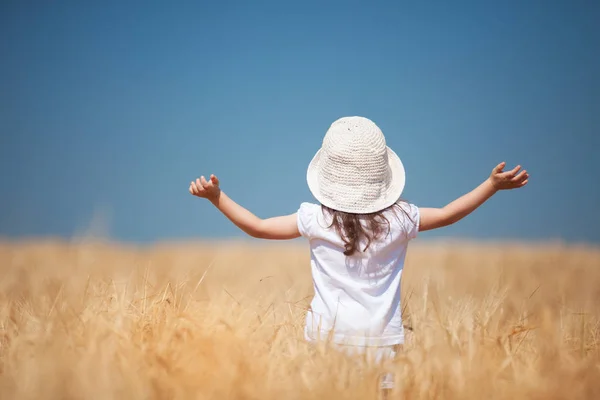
[489,162,529,190]
[189,174,221,201]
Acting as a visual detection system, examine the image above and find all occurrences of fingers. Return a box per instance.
[511,169,528,183]
[507,164,521,176]
[500,164,521,178]
[493,161,506,174]
[200,176,209,187]
[190,180,202,196]
[195,178,206,193]
[512,170,529,189]
[191,179,205,195]
[190,174,218,196]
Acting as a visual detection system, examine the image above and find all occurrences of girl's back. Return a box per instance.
[298,201,419,346]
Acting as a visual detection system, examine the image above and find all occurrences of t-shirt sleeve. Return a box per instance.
[297,202,319,239]
[397,202,420,240]
[406,203,420,240]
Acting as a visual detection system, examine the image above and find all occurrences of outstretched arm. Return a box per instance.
[189,174,300,240]
[419,162,529,232]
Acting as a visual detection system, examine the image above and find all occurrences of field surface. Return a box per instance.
[0,239,599,399]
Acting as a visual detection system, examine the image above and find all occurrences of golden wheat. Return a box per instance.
[0,239,599,399]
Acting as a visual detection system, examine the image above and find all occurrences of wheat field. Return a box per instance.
[0,238,599,399]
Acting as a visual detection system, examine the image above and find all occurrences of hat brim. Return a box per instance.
[306,147,406,214]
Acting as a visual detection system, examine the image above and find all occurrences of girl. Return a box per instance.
[189,116,529,393]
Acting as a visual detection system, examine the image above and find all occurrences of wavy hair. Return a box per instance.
[321,202,412,256]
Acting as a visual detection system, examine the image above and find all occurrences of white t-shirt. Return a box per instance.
[297,201,420,347]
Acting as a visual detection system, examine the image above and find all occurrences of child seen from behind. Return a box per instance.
[189,116,529,394]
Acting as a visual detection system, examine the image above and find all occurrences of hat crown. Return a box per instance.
[323,116,387,152]
[320,117,389,184]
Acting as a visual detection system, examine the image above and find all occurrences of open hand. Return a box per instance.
[189,174,221,201]
[489,162,529,190]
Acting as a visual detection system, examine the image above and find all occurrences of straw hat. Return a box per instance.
[306,116,405,214]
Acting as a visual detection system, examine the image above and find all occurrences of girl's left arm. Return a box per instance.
[189,174,300,240]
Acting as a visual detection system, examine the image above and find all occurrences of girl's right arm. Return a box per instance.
[418,162,529,232]
[189,174,300,240]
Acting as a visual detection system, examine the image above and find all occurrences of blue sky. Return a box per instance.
[1,1,599,244]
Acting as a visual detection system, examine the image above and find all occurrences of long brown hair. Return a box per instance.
[322,202,411,256]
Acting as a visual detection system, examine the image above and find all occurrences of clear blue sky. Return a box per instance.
[1,1,599,244]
